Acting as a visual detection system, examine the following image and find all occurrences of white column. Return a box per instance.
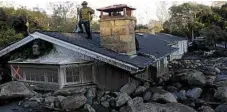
[58,66,65,89]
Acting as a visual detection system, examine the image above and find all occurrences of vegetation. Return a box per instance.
[163,2,227,46]
[1,1,227,48]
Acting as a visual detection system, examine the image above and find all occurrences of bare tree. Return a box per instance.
[212,1,227,7]
[156,1,170,24]
[48,1,80,32]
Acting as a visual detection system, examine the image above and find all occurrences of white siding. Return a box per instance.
[170,40,188,60]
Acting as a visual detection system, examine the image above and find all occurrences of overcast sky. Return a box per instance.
[0,0,213,24]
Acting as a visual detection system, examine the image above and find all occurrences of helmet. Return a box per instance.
[81,1,88,5]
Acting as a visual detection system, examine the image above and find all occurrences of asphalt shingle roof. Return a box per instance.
[156,33,186,44]
[136,34,178,59]
[38,31,154,68]
[32,31,178,68]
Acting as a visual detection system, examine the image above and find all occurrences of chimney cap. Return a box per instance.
[97,4,136,12]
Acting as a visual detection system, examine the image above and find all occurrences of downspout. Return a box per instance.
[130,67,153,83]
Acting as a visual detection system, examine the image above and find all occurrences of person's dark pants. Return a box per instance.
[78,20,92,39]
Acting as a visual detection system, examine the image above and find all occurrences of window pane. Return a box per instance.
[66,67,80,83]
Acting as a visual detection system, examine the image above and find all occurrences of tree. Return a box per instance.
[212,1,227,7]
[49,1,79,32]
[156,1,170,24]
[163,3,216,40]
[147,20,163,33]
[200,25,224,47]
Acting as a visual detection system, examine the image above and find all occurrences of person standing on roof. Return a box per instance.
[78,1,94,39]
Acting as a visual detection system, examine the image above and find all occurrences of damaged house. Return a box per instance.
[0,4,185,91]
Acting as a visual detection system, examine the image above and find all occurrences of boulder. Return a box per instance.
[186,87,203,99]
[216,80,227,87]
[84,104,96,112]
[143,91,152,102]
[181,69,206,86]
[86,88,96,105]
[215,103,227,112]
[120,97,144,112]
[214,87,227,101]
[127,97,144,106]
[120,83,136,95]
[0,81,34,99]
[198,105,214,112]
[115,93,132,107]
[54,96,66,109]
[150,88,177,103]
[22,100,39,108]
[216,75,227,82]
[54,89,71,96]
[101,101,110,108]
[61,94,87,111]
[44,96,56,104]
[120,102,197,112]
[202,66,217,76]
[166,86,178,92]
[215,67,221,74]
[174,90,187,100]
[205,76,216,86]
[134,86,147,96]
[29,97,43,103]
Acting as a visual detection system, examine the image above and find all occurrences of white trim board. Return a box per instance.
[0,36,35,58]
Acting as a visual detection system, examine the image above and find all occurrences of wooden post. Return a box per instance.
[123,8,127,16]
[58,66,65,89]
[100,11,103,18]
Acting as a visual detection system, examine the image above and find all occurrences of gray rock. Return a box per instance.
[68,87,87,95]
[152,92,177,103]
[44,96,56,104]
[101,101,110,108]
[127,97,143,106]
[134,86,147,96]
[111,109,119,112]
[84,104,96,112]
[143,91,152,101]
[202,66,217,76]
[205,76,216,86]
[216,80,227,87]
[120,83,136,95]
[198,105,214,112]
[97,90,105,103]
[177,69,206,86]
[174,90,187,100]
[22,101,39,108]
[116,93,132,107]
[0,81,34,99]
[215,67,221,74]
[166,86,178,92]
[215,103,227,112]
[29,97,43,103]
[86,89,96,105]
[120,102,197,112]
[54,89,71,96]
[182,70,206,86]
[143,82,150,88]
[150,88,177,103]
[214,87,227,101]
[54,96,66,109]
[61,94,87,111]
[186,87,203,99]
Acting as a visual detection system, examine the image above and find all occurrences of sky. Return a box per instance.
[0,0,215,24]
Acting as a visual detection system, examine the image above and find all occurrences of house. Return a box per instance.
[0,4,179,91]
[155,33,188,60]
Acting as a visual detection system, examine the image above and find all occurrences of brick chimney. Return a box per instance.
[97,4,137,55]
